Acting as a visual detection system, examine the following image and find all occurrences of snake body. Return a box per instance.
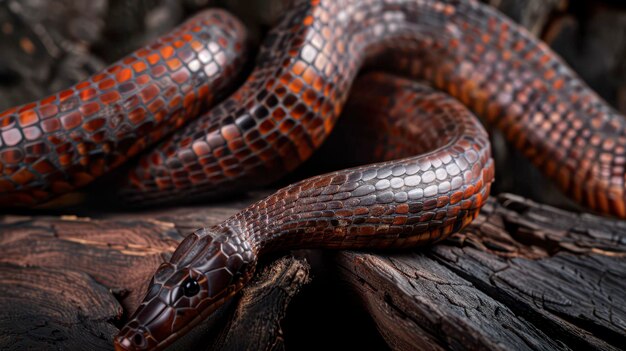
[0,10,247,206]
[0,0,623,350]
[116,72,494,350]
[120,0,626,218]
[112,0,626,350]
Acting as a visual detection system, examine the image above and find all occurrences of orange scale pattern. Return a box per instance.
[0,9,248,206]
[116,73,494,351]
[111,2,626,346]
[121,0,626,219]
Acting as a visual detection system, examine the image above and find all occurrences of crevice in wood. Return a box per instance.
[336,194,625,351]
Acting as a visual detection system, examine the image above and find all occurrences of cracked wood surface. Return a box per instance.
[1,193,623,350]
[0,194,310,350]
[336,194,626,351]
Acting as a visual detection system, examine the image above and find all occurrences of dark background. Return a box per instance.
[0,0,625,349]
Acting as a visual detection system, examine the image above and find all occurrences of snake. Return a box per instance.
[0,0,624,350]
[115,71,494,350]
[0,9,248,206]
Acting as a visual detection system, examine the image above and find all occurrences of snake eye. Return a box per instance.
[182,278,200,297]
[132,331,146,347]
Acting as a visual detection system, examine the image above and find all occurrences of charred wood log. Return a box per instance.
[336,194,626,351]
[0,197,309,350]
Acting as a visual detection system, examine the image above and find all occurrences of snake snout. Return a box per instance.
[113,334,134,351]
[114,330,151,351]
[115,295,177,350]
[115,229,259,349]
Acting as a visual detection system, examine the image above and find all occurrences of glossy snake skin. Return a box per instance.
[114,0,626,348]
[0,10,247,206]
[115,73,494,350]
[0,0,623,349]
[120,0,626,218]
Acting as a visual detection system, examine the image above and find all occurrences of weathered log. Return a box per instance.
[0,263,120,350]
[1,193,624,350]
[336,194,626,351]
[0,196,310,350]
[212,257,310,351]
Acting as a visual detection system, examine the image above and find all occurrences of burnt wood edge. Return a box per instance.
[334,193,626,351]
[0,195,309,351]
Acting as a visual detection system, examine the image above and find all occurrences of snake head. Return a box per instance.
[114,228,257,351]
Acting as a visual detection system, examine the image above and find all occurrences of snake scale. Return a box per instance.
[0,0,623,350]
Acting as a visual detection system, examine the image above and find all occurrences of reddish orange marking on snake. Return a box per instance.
[0,0,623,349]
[0,10,249,206]
[109,0,626,348]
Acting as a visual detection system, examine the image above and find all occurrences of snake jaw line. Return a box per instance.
[116,228,257,350]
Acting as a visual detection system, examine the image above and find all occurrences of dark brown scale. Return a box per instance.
[0,10,248,206]
[122,0,433,203]
[375,4,626,217]
[116,0,626,349]
[115,73,494,350]
[121,0,626,219]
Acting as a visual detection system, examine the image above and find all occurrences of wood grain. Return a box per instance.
[0,194,310,350]
[336,194,626,351]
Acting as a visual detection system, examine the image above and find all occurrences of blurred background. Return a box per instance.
[0,0,625,349]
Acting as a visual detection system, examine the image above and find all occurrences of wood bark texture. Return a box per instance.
[335,194,626,351]
[1,193,624,350]
[0,196,310,350]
